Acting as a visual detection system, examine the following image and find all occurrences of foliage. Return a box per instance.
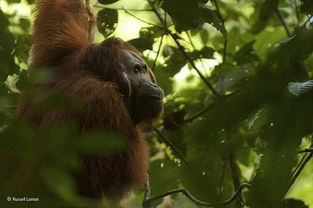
[1,0,313,208]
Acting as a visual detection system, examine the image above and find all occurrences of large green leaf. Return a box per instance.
[97,9,118,37]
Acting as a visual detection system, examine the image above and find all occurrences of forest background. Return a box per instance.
[0,0,313,207]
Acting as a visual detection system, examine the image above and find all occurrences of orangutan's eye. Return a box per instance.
[134,64,141,73]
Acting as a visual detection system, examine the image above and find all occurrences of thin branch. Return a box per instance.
[186,31,210,77]
[153,127,189,165]
[285,145,313,196]
[299,15,313,31]
[222,38,228,63]
[297,148,313,154]
[212,0,227,63]
[210,5,242,206]
[85,0,93,16]
[94,4,153,12]
[292,144,313,175]
[275,8,291,37]
[171,34,221,97]
[293,0,300,26]
[157,102,216,130]
[228,151,244,208]
[142,183,250,207]
[143,175,151,208]
[85,0,96,43]
[147,0,166,27]
[218,160,228,200]
[183,104,214,124]
[182,96,235,124]
[147,0,221,97]
[152,34,165,71]
[292,151,307,176]
[121,8,161,28]
[185,31,197,49]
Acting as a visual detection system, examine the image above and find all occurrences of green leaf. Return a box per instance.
[153,65,174,95]
[188,46,215,60]
[164,47,186,76]
[6,0,21,4]
[282,198,309,208]
[237,146,251,166]
[149,159,180,197]
[161,0,224,33]
[129,27,163,52]
[41,166,76,200]
[75,131,126,154]
[128,38,153,52]
[234,40,260,64]
[259,0,279,21]
[98,0,119,5]
[19,18,30,31]
[0,10,19,80]
[300,0,313,14]
[97,9,118,37]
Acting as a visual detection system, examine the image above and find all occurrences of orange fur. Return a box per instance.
[16,0,151,200]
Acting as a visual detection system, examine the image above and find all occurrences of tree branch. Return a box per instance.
[142,183,249,207]
[143,175,152,208]
[228,151,244,208]
[297,148,313,154]
[147,0,221,97]
[299,15,313,32]
[285,145,313,197]
[153,127,189,165]
[152,34,165,71]
[171,34,221,97]
[94,4,153,12]
[275,8,291,37]
[121,8,161,28]
[218,159,228,200]
[183,104,215,124]
[212,0,227,63]
[85,0,96,43]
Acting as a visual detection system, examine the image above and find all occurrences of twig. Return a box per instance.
[275,8,291,37]
[212,0,227,63]
[142,183,250,207]
[94,4,153,12]
[152,34,165,71]
[292,151,307,176]
[185,31,197,49]
[285,145,313,196]
[228,151,244,208]
[85,0,96,43]
[85,0,93,17]
[153,127,189,165]
[183,104,215,124]
[218,160,227,200]
[121,8,161,28]
[297,148,313,154]
[182,96,235,125]
[186,31,210,77]
[293,0,300,26]
[171,34,221,97]
[143,175,151,208]
[299,15,313,31]
[147,0,221,97]
[211,4,242,205]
